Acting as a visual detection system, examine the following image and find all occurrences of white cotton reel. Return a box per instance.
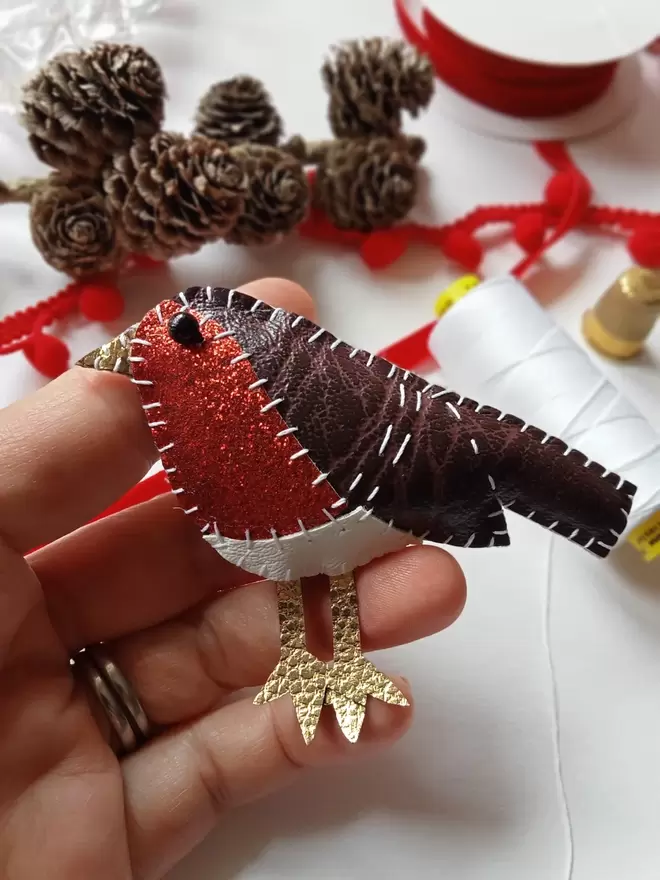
[428,275,660,535]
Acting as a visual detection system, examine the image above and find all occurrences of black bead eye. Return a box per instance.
[168,312,204,347]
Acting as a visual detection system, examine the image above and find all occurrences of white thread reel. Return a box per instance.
[428,276,660,541]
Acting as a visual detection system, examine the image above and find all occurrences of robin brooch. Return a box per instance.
[79,286,636,744]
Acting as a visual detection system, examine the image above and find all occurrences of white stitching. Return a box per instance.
[206,285,213,302]
[113,358,124,372]
[445,534,454,544]
[470,438,479,454]
[387,364,397,378]
[569,528,580,539]
[402,370,410,381]
[291,315,304,328]
[322,508,336,522]
[609,528,620,539]
[520,423,529,433]
[446,402,461,420]
[584,537,595,549]
[488,474,496,490]
[131,379,154,386]
[155,303,164,323]
[147,420,166,428]
[379,424,393,455]
[331,498,347,509]
[367,485,380,501]
[172,487,185,495]
[269,307,282,321]
[349,473,363,491]
[248,378,268,389]
[488,509,503,518]
[358,508,373,522]
[349,348,360,359]
[128,356,145,363]
[227,289,235,308]
[270,528,282,549]
[164,466,177,474]
[527,510,535,519]
[392,433,411,465]
[297,518,312,542]
[456,396,464,405]
[214,330,234,340]
[464,533,476,548]
[178,290,190,307]
[276,426,298,437]
[260,398,284,413]
[142,402,161,410]
[312,473,329,486]
[549,521,559,530]
[308,328,324,343]
[596,540,613,550]
[230,352,251,365]
[330,338,342,351]
[493,529,507,535]
[201,523,210,533]
[289,448,309,461]
[399,383,406,407]
[489,536,495,547]
[416,391,422,411]
[431,389,451,399]
[250,299,263,312]
[366,353,375,366]
[245,530,253,549]
[132,338,152,346]
[213,522,225,545]
[157,442,174,453]
[541,434,551,444]
[497,412,506,422]
[184,506,199,515]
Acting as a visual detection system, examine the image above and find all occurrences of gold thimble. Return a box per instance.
[582,267,660,359]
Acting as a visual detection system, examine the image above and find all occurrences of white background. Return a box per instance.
[1,2,660,879]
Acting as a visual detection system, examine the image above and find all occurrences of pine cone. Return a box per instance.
[30,176,119,277]
[315,137,419,231]
[103,132,247,259]
[225,144,308,246]
[194,76,282,146]
[22,43,165,177]
[322,38,434,138]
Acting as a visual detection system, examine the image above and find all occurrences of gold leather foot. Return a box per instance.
[254,646,327,745]
[326,655,408,743]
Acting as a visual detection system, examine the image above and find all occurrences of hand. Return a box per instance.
[0,278,466,880]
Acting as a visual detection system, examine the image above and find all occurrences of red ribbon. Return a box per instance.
[394,0,618,118]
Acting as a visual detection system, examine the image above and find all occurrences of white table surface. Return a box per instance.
[1,2,660,878]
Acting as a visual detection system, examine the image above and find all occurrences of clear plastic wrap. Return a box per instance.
[0,0,161,112]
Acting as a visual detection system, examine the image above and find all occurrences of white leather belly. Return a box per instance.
[203,507,419,580]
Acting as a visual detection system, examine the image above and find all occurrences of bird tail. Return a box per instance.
[461,400,636,557]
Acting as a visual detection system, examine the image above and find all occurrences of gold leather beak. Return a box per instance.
[76,325,138,375]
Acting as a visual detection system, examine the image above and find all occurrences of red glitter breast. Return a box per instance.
[131,300,341,539]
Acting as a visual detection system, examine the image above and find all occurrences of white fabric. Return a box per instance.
[1,3,660,880]
[204,508,418,580]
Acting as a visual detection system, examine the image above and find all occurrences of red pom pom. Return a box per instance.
[79,284,125,322]
[360,229,409,269]
[24,331,69,378]
[544,170,591,215]
[514,212,547,253]
[628,225,660,267]
[442,229,483,271]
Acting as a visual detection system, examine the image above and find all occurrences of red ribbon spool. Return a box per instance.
[395,0,618,118]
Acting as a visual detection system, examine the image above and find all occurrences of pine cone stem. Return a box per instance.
[0,177,46,204]
[282,134,426,166]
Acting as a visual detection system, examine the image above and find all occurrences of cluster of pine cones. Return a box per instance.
[21,38,434,278]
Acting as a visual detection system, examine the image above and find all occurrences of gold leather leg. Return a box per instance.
[326,571,409,743]
[253,580,327,745]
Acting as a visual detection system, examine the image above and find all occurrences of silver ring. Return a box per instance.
[75,647,151,755]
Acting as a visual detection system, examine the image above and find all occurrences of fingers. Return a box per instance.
[33,493,254,650]
[98,545,465,726]
[0,277,314,554]
[123,681,412,880]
